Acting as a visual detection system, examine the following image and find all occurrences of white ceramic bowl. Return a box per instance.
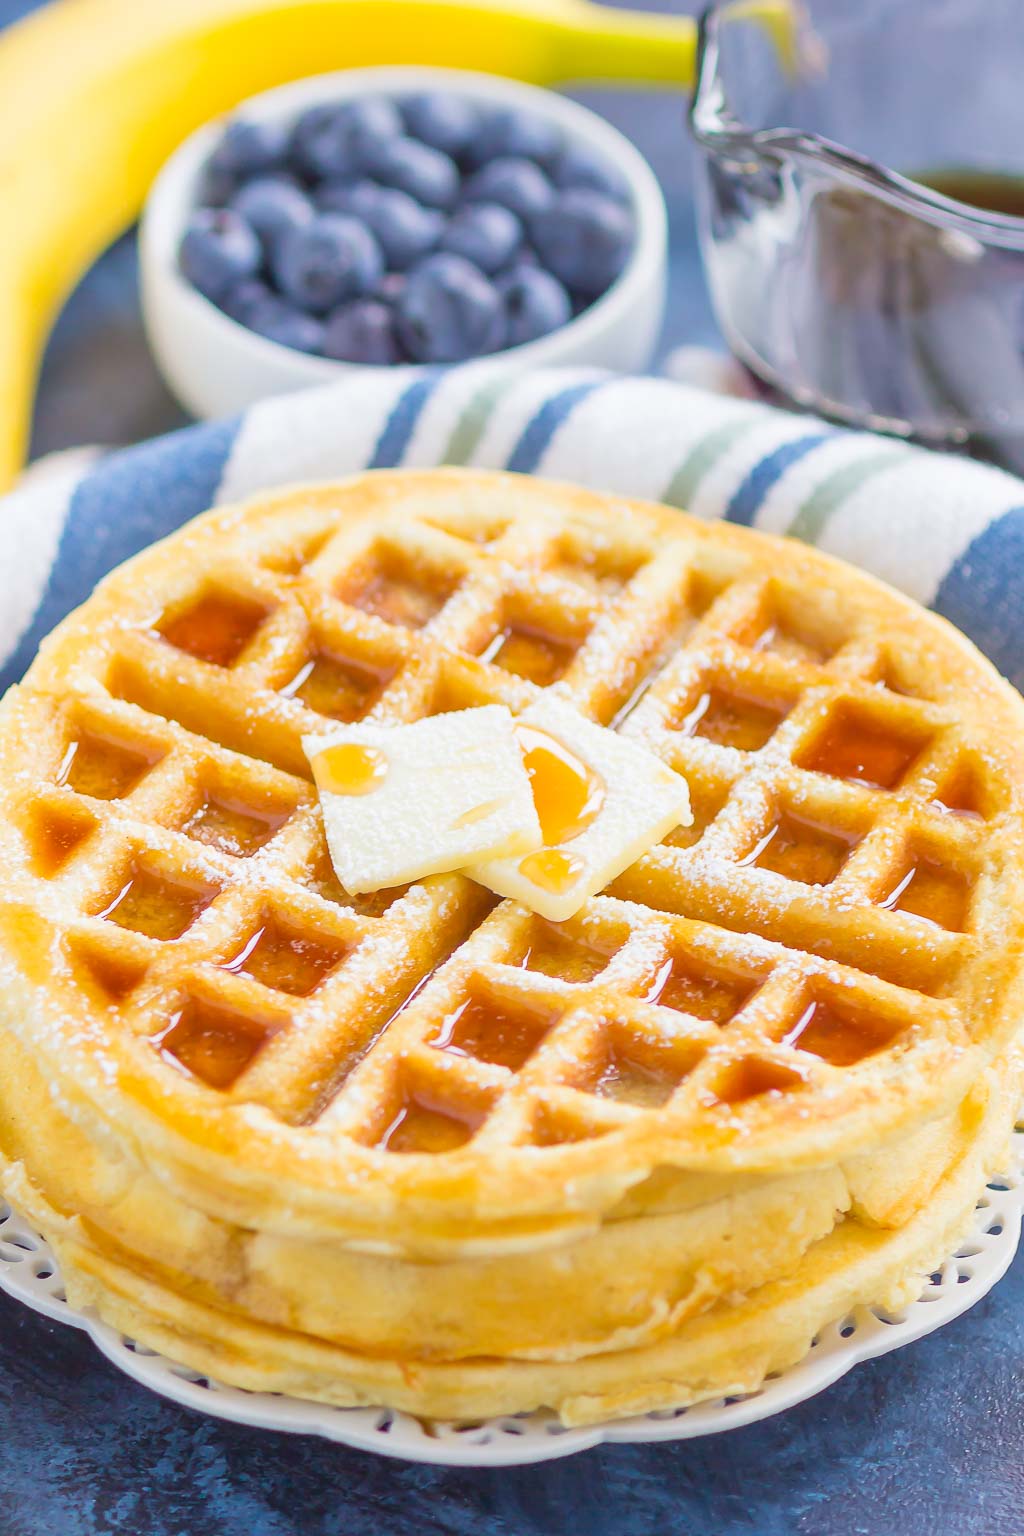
[140,66,668,419]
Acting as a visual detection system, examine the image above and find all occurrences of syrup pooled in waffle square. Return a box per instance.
[1,469,1023,1251]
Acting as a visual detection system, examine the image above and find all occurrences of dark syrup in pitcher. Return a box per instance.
[912,168,1024,217]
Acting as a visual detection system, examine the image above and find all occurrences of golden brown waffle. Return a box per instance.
[2,468,1024,1268]
[0,1003,997,1371]
[6,1035,1016,1424]
[5,468,1024,1424]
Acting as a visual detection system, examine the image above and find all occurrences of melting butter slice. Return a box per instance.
[468,696,692,922]
[304,705,542,893]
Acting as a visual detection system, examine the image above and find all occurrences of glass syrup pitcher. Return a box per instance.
[689,0,1024,473]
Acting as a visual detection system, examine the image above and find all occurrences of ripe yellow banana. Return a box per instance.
[0,0,791,489]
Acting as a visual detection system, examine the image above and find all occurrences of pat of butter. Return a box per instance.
[304,705,542,893]
[468,696,692,922]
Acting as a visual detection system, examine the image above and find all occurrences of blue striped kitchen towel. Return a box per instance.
[2,364,1023,697]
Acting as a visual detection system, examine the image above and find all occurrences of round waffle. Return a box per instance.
[0,1012,998,1367]
[1,468,1023,1417]
[7,1041,1016,1424]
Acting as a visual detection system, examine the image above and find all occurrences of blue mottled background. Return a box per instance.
[3,2,1024,1532]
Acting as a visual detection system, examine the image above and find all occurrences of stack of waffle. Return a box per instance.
[0,469,1022,1425]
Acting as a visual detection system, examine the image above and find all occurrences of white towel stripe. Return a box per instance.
[815,454,1022,606]
[0,459,88,672]
[215,373,410,504]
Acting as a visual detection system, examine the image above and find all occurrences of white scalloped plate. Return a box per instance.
[2,1131,1022,1466]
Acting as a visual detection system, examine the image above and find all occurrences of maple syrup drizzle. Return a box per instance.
[222,920,346,996]
[739,811,858,886]
[54,742,76,786]
[279,650,392,721]
[740,825,780,867]
[369,962,446,1046]
[513,726,605,894]
[880,859,968,931]
[453,796,509,829]
[713,1056,807,1106]
[519,848,585,894]
[593,1049,677,1108]
[516,726,604,844]
[56,731,158,800]
[424,514,507,544]
[480,624,578,686]
[880,868,916,911]
[377,1090,483,1153]
[645,956,751,1024]
[678,692,713,737]
[607,672,657,731]
[678,688,787,752]
[310,742,388,796]
[550,538,643,595]
[519,921,609,983]
[96,865,214,941]
[930,762,986,820]
[532,1106,597,1147]
[337,556,450,630]
[749,619,830,666]
[152,1002,272,1090]
[31,805,94,878]
[73,944,146,1003]
[661,780,728,849]
[800,711,925,790]
[181,792,289,857]
[430,995,549,1071]
[158,592,266,669]
[931,797,984,823]
[782,1000,898,1068]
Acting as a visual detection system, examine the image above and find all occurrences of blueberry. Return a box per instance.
[463,157,554,221]
[396,254,504,362]
[315,177,364,215]
[401,92,479,158]
[346,96,404,152]
[230,175,313,251]
[529,188,633,297]
[209,118,289,177]
[466,108,562,169]
[346,96,404,149]
[288,104,338,177]
[344,182,443,270]
[273,213,384,312]
[440,202,521,275]
[374,271,407,307]
[551,142,630,203]
[363,136,459,210]
[179,208,261,302]
[323,299,401,364]
[246,296,326,353]
[219,276,274,325]
[290,97,402,180]
[195,161,238,209]
[497,265,571,347]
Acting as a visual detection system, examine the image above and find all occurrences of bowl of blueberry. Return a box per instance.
[140,66,667,418]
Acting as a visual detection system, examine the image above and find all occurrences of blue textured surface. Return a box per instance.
[3,3,1024,1533]
[4,1275,1024,1535]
